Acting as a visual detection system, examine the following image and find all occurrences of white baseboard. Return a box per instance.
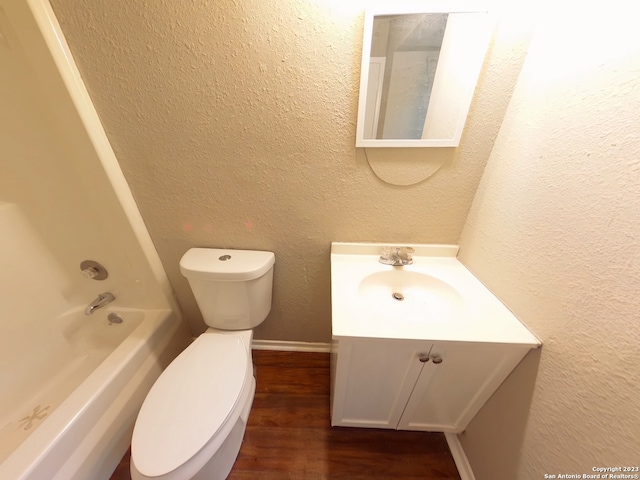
[445,432,475,480]
[251,339,331,353]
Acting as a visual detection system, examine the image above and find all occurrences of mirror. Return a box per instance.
[356,6,493,148]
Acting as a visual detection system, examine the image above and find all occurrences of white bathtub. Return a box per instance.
[0,307,189,480]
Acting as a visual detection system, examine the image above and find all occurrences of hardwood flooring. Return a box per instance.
[110,350,460,479]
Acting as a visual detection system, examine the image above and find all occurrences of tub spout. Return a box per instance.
[84,292,115,315]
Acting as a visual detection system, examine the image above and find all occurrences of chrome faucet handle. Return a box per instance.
[379,245,414,266]
[397,246,414,265]
[379,246,398,265]
[380,246,392,260]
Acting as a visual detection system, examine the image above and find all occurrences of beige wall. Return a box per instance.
[49,0,530,339]
[458,3,640,478]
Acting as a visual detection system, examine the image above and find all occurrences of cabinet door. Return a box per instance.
[331,337,431,429]
[397,341,531,432]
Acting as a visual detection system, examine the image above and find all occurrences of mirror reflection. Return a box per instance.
[368,13,448,140]
[356,9,493,148]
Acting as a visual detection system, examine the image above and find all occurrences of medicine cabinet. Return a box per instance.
[355,5,493,148]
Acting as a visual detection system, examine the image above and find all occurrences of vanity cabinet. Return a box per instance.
[330,336,531,433]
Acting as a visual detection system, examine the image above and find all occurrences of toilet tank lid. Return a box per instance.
[180,248,275,281]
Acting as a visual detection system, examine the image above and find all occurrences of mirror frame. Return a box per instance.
[355,4,494,148]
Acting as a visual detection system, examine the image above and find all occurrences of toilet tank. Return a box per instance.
[179,248,275,330]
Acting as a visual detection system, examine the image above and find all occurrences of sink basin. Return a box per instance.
[330,242,541,344]
[358,270,462,323]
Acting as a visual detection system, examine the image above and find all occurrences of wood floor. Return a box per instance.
[110,350,460,479]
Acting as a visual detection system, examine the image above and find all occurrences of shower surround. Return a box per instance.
[0,0,190,478]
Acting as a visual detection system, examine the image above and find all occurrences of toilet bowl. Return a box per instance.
[130,248,275,480]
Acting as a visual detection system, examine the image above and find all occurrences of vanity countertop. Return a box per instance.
[331,242,540,346]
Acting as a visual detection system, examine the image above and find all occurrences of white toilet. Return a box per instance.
[130,248,275,480]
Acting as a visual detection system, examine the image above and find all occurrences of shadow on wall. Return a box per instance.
[459,347,542,480]
[356,147,456,186]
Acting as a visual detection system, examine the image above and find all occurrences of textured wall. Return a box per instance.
[48,0,531,339]
[458,3,640,478]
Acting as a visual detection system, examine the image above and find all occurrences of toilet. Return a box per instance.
[130,248,275,480]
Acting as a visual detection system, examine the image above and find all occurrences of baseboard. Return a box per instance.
[445,432,476,480]
[251,339,331,353]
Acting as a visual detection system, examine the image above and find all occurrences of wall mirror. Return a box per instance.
[356,5,493,148]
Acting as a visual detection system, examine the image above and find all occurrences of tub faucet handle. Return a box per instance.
[80,260,108,280]
[81,266,100,279]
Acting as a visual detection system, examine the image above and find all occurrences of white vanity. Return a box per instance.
[330,243,540,433]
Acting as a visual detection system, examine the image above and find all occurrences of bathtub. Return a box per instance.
[0,306,190,479]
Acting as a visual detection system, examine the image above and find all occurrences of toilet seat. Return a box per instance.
[131,332,252,479]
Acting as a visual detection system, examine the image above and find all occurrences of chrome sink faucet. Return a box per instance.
[379,246,414,266]
[84,292,115,315]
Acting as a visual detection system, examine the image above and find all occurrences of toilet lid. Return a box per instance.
[131,333,249,478]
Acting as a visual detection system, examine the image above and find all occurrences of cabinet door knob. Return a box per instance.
[418,354,430,363]
[431,355,443,364]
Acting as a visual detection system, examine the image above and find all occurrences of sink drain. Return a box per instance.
[392,292,404,301]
